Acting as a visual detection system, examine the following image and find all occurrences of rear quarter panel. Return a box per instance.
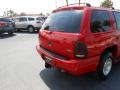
[81,8,117,58]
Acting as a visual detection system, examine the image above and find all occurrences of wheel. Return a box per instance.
[28,26,34,33]
[97,51,113,80]
[16,29,21,32]
[8,31,13,35]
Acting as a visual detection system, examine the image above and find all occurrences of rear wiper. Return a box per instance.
[58,30,64,32]
[44,25,49,30]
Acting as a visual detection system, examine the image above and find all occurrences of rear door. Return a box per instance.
[112,11,120,57]
[15,17,28,29]
[90,10,113,56]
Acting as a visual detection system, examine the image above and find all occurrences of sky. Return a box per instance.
[0,0,120,16]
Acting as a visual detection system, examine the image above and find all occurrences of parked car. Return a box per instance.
[14,16,45,32]
[36,3,120,80]
[0,17,15,34]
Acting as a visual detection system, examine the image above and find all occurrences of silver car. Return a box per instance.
[14,16,46,32]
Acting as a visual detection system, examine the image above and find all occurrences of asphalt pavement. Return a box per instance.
[0,32,120,90]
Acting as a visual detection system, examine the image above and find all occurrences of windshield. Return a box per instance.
[41,10,83,33]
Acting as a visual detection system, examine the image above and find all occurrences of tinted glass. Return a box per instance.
[0,18,12,22]
[36,17,43,21]
[14,18,19,22]
[112,12,117,30]
[113,12,120,30]
[19,17,27,22]
[91,10,110,33]
[41,10,83,33]
[28,17,35,21]
[40,17,47,20]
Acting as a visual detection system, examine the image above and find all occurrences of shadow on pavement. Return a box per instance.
[39,63,120,90]
[14,31,38,34]
[0,33,16,39]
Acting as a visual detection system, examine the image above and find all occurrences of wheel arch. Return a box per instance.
[27,25,34,29]
[101,45,118,61]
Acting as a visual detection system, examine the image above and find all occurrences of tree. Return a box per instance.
[100,0,113,8]
[19,12,26,16]
[46,13,50,16]
[3,9,17,17]
[39,13,45,17]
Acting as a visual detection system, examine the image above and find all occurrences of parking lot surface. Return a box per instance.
[0,32,120,90]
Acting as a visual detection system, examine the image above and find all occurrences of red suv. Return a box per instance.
[36,3,120,79]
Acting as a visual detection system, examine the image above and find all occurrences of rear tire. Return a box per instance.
[28,26,34,33]
[16,29,21,32]
[97,51,113,80]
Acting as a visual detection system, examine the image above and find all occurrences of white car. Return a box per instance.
[14,16,46,32]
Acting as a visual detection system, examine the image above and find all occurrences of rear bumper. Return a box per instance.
[36,45,100,76]
[15,27,40,31]
[0,27,15,33]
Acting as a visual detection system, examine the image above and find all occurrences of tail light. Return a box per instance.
[0,22,5,27]
[36,21,43,24]
[74,41,88,58]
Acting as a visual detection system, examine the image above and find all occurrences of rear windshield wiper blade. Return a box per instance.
[58,30,64,32]
[44,25,49,30]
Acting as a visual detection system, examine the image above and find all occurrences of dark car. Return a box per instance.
[0,18,15,34]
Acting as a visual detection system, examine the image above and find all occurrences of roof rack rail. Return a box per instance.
[58,3,91,9]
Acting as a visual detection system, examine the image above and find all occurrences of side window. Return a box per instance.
[113,12,120,30]
[36,17,42,21]
[14,18,19,22]
[28,17,35,21]
[91,10,110,33]
[19,17,27,22]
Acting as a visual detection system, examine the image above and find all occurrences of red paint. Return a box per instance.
[0,22,5,27]
[36,6,120,76]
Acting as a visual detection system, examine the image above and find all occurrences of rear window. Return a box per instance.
[36,17,43,21]
[113,11,120,30]
[90,10,110,33]
[41,10,83,33]
[0,18,12,22]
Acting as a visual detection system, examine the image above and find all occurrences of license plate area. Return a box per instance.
[44,56,52,63]
[9,24,13,27]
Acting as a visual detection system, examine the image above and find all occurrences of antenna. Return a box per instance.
[66,0,68,6]
[79,0,80,5]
